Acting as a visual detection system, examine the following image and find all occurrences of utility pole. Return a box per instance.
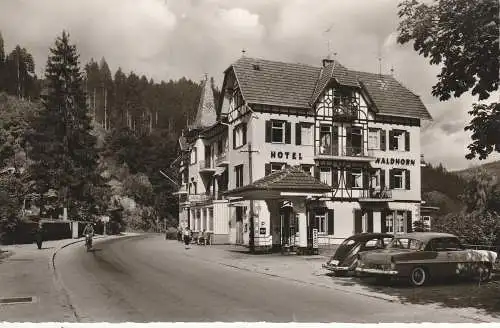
[240,142,259,252]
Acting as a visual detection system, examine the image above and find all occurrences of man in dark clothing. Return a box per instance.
[34,223,44,250]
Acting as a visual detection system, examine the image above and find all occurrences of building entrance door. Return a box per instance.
[280,206,297,247]
[236,206,244,245]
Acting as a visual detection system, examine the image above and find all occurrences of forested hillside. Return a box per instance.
[0,31,220,233]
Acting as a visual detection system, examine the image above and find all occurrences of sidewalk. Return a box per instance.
[0,234,121,322]
[176,241,500,322]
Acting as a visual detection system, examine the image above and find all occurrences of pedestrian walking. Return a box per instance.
[183,227,191,249]
[34,223,44,250]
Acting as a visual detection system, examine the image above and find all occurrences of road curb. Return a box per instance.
[49,235,110,322]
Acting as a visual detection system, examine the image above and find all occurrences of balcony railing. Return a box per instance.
[199,159,216,172]
[316,146,375,158]
[188,193,214,203]
[359,188,392,200]
[215,152,229,166]
[331,104,358,121]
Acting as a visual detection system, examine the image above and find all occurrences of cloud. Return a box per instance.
[0,0,498,170]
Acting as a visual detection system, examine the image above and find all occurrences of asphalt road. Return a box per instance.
[55,235,487,322]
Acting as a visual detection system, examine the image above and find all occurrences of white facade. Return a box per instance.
[174,57,431,251]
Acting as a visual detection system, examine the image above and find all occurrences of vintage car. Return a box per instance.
[355,232,498,286]
[322,233,393,275]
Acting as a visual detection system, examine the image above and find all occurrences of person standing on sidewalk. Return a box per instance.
[183,227,191,249]
[34,222,44,250]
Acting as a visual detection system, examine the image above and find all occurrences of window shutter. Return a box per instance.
[405,131,410,151]
[381,211,387,233]
[363,170,369,189]
[406,211,413,233]
[354,210,362,234]
[265,164,271,176]
[388,130,394,150]
[380,169,386,189]
[380,130,386,150]
[367,211,374,233]
[285,122,292,144]
[295,123,301,145]
[233,128,236,149]
[242,124,247,145]
[405,169,411,190]
[327,209,334,235]
[314,166,320,180]
[389,169,394,189]
[265,121,272,143]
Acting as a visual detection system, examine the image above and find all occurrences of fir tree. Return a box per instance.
[28,31,104,220]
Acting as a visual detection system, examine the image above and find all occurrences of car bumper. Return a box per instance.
[322,263,350,272]
[355,267,398,275]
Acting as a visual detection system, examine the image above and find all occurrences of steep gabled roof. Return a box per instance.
[231,57,320,109]
[190,75,217,129]
[228,165,331,194]
[226,56,432,120]
[310,60,360,105]
[351,70,433,120]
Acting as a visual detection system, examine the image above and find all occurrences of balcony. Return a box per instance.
[315,146,375,162]
[331,104,358,122]
[188,193,214,204]
[199,159,216,174]
[215,152,229,166]
[172,184,188,196]
[358,188,392,202]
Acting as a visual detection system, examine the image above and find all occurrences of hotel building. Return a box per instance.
[172,56,432,252]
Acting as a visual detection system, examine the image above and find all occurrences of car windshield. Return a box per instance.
[388,238,423,250]
[341,238,356,246]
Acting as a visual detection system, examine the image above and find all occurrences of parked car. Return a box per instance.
[322,233,393,275]
[355,232,498,287]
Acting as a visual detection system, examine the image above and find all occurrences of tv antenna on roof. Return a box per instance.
[323,24,336,60]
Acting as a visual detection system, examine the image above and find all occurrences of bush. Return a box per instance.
[165,227,178,240]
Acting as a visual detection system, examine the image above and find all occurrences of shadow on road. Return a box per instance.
[88,248,103,253]
[326,273,500,316]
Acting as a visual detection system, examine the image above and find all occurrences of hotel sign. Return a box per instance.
[375,157,416,166]
[270,151,303,160]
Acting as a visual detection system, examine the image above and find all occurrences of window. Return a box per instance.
[351,169,363,189]
[368,128,380,150]
[271,121,285,143]
[296,123,313,145]
[388,238,423,250]
[347,127,363,156]
[389,130,410,151]
[393,169,404,189]
[385,212,394,233]
[319,125,338,155]
[395,211,405,233]
[271,163,285,173]
[315,213,327,234]
[235,165,244,188]
[320,167,332,185]
[370,170,380,188]
[233,123,247,149]
[190,147,197,164]
[301,165,312,175]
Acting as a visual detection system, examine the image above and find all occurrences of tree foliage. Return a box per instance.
[432,168,500,245]
[397,0,499,160]
[464,103,500,160]
[27,31,106,220]
[398,0,499,101]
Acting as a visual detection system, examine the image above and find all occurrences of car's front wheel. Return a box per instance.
[478,263,492,283]
[409,267,427,287]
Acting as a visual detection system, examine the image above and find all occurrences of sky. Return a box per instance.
[0,0,498,171]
